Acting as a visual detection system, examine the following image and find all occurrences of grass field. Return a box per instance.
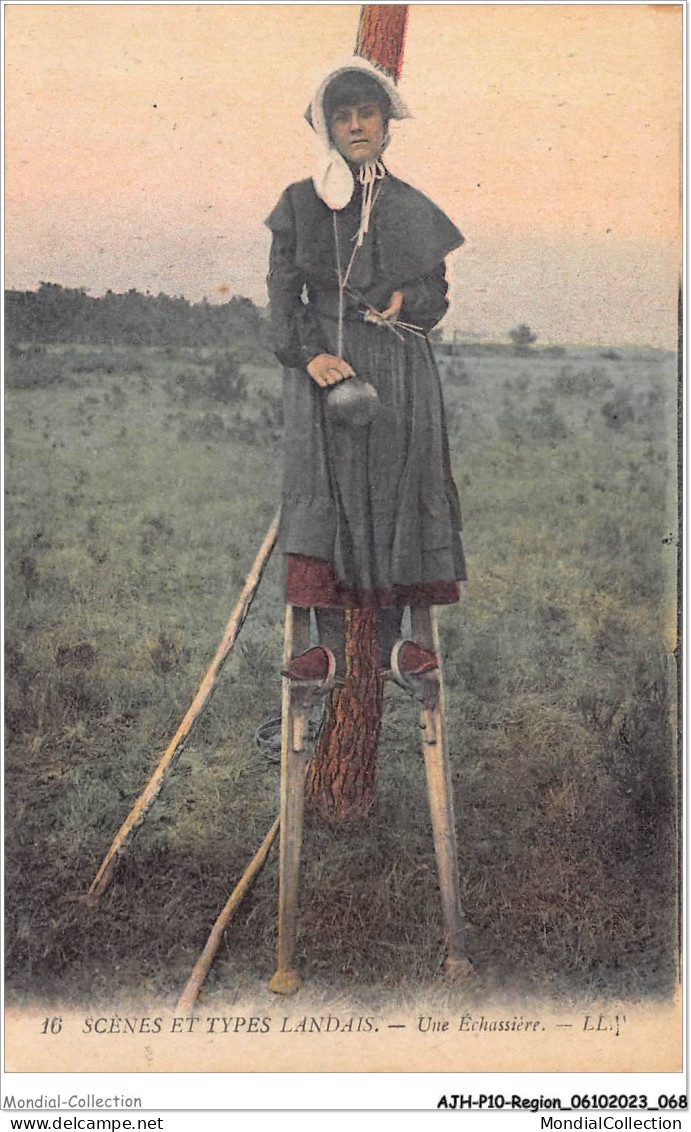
[4,337,679,1008]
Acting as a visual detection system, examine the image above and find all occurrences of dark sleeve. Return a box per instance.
[399,263,450,331]
[362,262,450,334]
[266,192,326,370]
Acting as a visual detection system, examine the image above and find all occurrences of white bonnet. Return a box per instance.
[306,57,411,211]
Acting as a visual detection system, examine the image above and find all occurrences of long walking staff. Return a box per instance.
[84,512,281,905]
[177,815,280,1012]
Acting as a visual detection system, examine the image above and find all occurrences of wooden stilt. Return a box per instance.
[411,607,473,978]
[269,605,311,995]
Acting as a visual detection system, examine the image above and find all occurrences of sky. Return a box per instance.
[4,3,683,346]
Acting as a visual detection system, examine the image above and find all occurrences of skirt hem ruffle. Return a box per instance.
[285,553,461,609]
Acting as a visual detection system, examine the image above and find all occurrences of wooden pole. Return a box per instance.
[177,816,280,1012]
[304,6,408,824]
[411,607,472,979]
[306,609,384,821]
[269,606,312,995]
[355,5,408,81]
[83,512,280,903]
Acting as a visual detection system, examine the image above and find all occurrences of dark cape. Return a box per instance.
[265,172,467,607]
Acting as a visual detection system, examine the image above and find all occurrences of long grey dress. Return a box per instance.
[266,171,466,609]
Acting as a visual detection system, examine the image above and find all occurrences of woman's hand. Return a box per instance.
[381,290,404,322]
[364,290,404,326]
[306,354,355,388]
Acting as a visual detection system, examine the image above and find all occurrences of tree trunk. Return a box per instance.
[304,4,408,823]
[355,5,409,82]
[305,609,384,822]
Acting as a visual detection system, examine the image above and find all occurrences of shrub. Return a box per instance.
[171,370,204,404]
[499,396,570,443]
[55,641,96,669]
[139,515,175,556]
[552,365,614,397]
[256,389,284,431]
[446,359,470,385]
[70,352,117,375]
[178,412,228,443]
[503,372,531,396]
[205,354,248,404]
[19,555,40,598]
[528,397,570,441]
[6,347,69,390]
[508,323,537,348]
[601,391,635,430]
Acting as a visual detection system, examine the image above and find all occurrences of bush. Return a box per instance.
[528,397,570,441]
[446,359,470,385]
[139,515,175,556]
[178,411,228,443]
[499,396,570,443]
[503,373,531,396]
[5,346,69,390]
[601,391,635,430]
[256,389,284,431]
[171,370,204,404]
[552,365,614,397]
[509,323,537,348]
[70,353,117,375]
[205,354,248,404]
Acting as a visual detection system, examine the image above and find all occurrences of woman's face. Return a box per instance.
[329,99,386,166]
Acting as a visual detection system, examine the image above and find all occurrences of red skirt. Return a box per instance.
[285,554,461,609]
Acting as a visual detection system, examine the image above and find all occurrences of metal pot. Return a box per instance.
[325,377,380,428]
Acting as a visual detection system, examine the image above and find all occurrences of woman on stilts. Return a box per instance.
[266,58,467,701]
